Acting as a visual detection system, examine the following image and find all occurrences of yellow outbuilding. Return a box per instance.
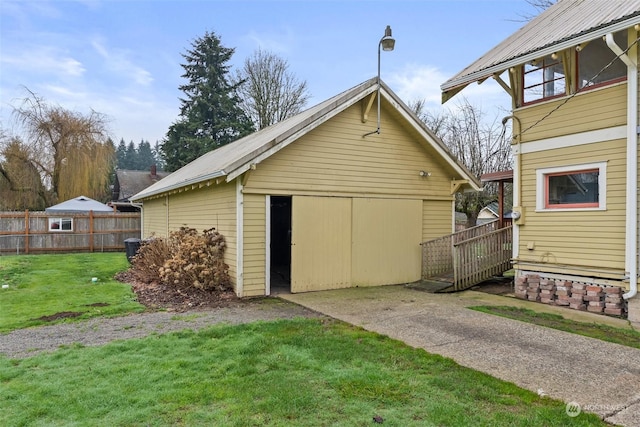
[131,78,480,296]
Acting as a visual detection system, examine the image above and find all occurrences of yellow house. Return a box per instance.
[131,78,480,296]
[442,0,640,321]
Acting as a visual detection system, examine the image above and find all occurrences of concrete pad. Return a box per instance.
[280,285,640,426]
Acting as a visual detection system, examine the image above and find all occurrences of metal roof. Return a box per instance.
[132,78,481,201]
[45,196,114,213]
[441,0,640,102]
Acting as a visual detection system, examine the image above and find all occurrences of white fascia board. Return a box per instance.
[130,170,227,201]
[442,17,640,92]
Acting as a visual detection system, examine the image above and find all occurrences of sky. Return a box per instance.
[0,0,538,145]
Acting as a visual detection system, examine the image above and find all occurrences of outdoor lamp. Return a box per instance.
[364,25,396,137]
[381,25,395,51]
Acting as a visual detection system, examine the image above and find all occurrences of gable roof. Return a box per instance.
[441,0,640,102]
[132,77,481,201]
[114,169,169,202]
[46,195,114,214]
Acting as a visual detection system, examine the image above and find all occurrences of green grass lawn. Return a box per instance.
[470,305,640,349]
[0,318,604,427]
[0,253,144,333]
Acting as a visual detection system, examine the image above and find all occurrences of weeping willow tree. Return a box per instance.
[11,90,114,205]
[0,137,49,210]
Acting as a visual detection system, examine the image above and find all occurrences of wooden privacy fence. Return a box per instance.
[421,220,512,291]
[0,211,141,255]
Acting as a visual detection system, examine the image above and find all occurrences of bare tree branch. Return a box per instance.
[234,49,310,130]
[8,89,114,205]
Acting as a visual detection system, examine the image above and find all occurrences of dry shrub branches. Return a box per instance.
[131,227,231,292]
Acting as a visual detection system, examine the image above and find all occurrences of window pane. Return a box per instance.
[579,31,627,88]
[49,217,73,231]
[524,55,566,103]
[547,170,599,206]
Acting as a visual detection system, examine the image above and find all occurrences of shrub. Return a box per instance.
[129,236,171,284]
[131,227,231,292]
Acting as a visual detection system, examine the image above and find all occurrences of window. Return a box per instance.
[578,31,627,89]
[49,217,73,232]
[523,54,566,104]
[536,163,606,211]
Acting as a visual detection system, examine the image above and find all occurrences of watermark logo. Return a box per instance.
[566,402,582,417]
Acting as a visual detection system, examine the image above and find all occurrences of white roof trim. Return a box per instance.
[442,9,640,96]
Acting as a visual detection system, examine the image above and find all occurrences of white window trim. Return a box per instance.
[535,162,607,212]
[48,217,74,232]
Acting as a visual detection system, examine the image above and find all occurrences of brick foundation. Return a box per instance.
[514,274,628,318]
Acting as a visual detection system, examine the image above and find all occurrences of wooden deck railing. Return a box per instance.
[452,225,512,291]
[421,220,512,291]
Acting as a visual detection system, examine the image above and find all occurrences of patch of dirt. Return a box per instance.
[85,302,110,307]
[471,278,514,296]
[115,270,241,312]
[32,311,83,322]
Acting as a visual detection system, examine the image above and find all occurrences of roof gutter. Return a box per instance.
[441,15,640,100]
[606,32,638,300]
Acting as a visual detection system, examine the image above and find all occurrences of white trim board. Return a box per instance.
[265,195,271,296]
[518,126,627,154]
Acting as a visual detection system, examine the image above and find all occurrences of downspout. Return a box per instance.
[502,114,522,262]
[131,202,144,237]
[606,32,638,300]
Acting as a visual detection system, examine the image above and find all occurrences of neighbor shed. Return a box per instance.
[46,196,114,214]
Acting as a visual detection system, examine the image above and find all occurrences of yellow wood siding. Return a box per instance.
[139,99,465,295]
[243,193,266,296]
[517,138,626,273]
[515,83,626,143]
[351,198,422,286]
[291,196,352,292]
[422,200,454,240]
[243,102,455,201]
[163,181,238,286]
[141,197,168,238]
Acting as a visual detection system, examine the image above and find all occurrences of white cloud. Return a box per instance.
[388,64,512,120]
[91,38,154,86]
[387,64,448,107]
[1,47,85,77]
[242,27,295,54]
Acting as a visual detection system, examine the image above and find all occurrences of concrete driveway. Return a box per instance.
[279,285,640,426]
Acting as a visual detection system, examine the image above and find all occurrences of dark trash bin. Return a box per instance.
[124,238,142,263]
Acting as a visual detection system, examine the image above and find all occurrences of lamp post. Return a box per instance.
[364,25,395,137]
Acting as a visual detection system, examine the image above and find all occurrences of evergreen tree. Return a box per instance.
[116,138,127,169]
[136,140,155,170]
[161,31,254,171]
[124,141,137,169]
[152,141,165,171]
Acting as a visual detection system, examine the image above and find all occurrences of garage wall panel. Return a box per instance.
[352,198,422,286]
[291,196,352,292]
